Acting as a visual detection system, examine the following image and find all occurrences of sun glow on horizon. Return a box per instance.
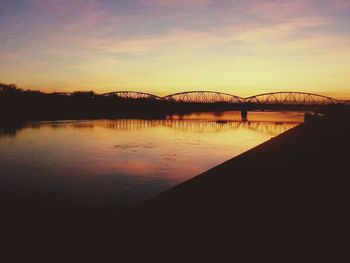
[1,0,350,99]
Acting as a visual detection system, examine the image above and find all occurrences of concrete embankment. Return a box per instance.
[126,111,350,255]
[142,112,349,209]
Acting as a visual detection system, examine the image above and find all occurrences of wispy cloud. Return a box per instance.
[139,0,211,7]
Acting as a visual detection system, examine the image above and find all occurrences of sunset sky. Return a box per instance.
[0,0,350,98]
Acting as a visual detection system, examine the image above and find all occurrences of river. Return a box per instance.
[0,111,304,207]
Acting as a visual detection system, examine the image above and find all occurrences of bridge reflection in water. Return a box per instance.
[103,119,299,137]
[95,111,302,137]
[0,111,302,138]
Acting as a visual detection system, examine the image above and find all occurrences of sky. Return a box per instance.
[0,0,350,98]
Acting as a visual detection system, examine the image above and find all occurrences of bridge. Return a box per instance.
[163,91,243,104]
[101,91,162,100]
[98,91,345,120]
[100,91,340,106]
[244,92,337,105]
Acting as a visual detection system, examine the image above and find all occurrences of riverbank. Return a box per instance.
[124,110,350,257]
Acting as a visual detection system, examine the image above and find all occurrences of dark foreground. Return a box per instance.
[2,110,350,260]
[128,111,350,257]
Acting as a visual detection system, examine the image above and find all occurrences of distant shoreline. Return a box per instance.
[1,83,347,122]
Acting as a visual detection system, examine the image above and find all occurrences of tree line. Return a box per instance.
[0,83,168,121]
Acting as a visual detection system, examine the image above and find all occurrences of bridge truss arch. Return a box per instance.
[163,91,243,104]
[245,92,338,105]
[101,91,162,100]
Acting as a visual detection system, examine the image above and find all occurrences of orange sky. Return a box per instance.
[0,0,350,99]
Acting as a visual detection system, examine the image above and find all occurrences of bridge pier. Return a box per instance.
[241,110,248,122]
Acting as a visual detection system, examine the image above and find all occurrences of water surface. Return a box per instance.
[0,111,303,207]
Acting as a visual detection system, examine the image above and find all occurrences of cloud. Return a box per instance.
[32,0,98,15]
[139,0,211,7]
[94,13,332,58]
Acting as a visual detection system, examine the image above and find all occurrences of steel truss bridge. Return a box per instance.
[100,91,343,107]
[101,91,162,101]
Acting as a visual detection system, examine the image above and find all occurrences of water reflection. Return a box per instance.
[0,111,303,207]
[102,119,297,136]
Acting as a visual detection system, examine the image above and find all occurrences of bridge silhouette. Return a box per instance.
[101,91,341,105]
[100,91,347,120]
